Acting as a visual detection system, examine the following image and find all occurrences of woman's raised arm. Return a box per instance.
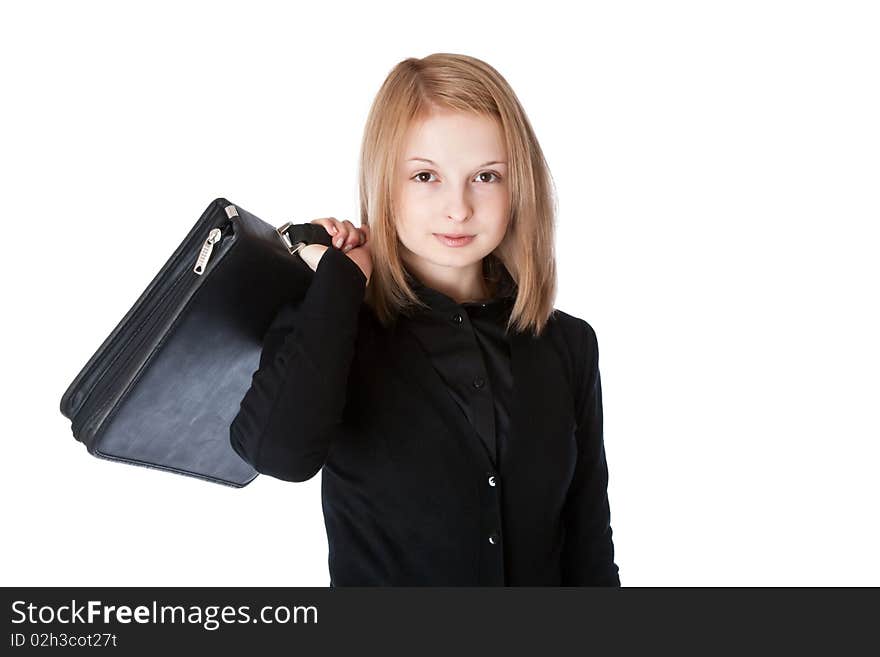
[229,244,367,482]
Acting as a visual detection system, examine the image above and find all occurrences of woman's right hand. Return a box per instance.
[299,217,373,283]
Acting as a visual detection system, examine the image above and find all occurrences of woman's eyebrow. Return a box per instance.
[407,157,507,167]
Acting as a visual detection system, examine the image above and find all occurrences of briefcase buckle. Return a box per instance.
[276,221,306,256]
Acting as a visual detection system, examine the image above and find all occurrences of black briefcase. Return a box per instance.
[59,197,332,487]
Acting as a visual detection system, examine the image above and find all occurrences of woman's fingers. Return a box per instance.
[340,220,363,252]
[309,217,341,239]
[308,217,367,252]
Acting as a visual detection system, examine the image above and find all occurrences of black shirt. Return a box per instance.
[404,269,517,470]
[229,246,620,586]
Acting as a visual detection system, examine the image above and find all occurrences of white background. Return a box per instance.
[2,1,877,586]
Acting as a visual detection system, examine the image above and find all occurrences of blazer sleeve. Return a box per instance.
[560,321,621,586]
[229,246,367,482]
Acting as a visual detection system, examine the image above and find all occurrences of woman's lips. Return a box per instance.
[434,233,475,247]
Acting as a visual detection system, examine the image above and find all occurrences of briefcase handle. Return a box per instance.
[275,221,335,256]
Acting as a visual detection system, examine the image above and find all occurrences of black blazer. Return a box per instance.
[230,245,620,586]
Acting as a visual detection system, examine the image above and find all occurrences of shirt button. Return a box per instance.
[488,474,496,487]
[451,313,463,324]
[489,533,500,545]
[472,376,485,389]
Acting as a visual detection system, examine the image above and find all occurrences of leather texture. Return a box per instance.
[288,222,334,249]
[59,198,317,487]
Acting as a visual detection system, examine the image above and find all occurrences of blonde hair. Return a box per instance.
[358,53,558,336]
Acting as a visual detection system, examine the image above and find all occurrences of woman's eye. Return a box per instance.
[412,171,502,183]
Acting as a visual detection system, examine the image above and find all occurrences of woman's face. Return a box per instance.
[394,109,510,279]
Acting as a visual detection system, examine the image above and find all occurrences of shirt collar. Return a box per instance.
[404,264,517,315]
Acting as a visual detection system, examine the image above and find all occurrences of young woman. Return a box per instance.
[230,53,620,587]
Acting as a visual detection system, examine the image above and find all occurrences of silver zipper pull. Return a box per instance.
[193,228,223,275]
